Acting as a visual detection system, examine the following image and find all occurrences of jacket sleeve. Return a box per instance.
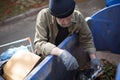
[78,12,96,54]
[34,9,56,56]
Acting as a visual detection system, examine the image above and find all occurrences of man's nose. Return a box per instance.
[63,19,69,24]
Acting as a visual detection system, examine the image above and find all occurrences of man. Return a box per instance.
[34,0,100,70]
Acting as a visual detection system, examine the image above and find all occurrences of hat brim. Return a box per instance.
[50,2,75,18]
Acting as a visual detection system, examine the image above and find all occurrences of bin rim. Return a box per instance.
[91,3,120,18]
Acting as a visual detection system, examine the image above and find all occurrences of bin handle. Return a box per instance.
[0,37,33,52]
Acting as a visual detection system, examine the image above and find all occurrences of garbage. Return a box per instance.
[95,59,117,80]
[3,50,40,80]
[74,59,117,80]
[0,46,29,61]
[74,69,94,80]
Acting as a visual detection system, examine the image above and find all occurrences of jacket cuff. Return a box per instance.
[43,43,56,55]
[84,47,96,54]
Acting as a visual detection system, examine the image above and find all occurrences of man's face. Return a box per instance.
[56,15,72,27]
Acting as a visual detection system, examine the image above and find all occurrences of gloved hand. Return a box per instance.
[59,50,79,70]
[91,58,100,71]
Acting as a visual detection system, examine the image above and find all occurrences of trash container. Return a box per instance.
[116,64,120,80]
[25,34,89,80]
[106,0,120,6]
[86,3,120,54]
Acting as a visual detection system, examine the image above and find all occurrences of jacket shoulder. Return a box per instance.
[74,10,84,18]
[73,10,85,23]
[37,8,51,17]
[36,8,52,22]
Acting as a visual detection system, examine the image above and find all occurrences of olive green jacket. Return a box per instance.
[34,8,96,56]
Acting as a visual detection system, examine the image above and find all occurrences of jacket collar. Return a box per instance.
[71,14,77,23]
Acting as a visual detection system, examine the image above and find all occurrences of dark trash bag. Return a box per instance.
[74,69,94,80]
[0,60,8,80]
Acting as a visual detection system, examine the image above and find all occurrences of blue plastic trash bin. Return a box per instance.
[86,3,120,54]
[116,64,120,80]
[106,0,120,6]
[25,34,89,80]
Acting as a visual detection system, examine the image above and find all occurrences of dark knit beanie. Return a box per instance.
[49,0,75,18]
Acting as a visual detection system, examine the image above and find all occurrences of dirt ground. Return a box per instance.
[96,51,120,65]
